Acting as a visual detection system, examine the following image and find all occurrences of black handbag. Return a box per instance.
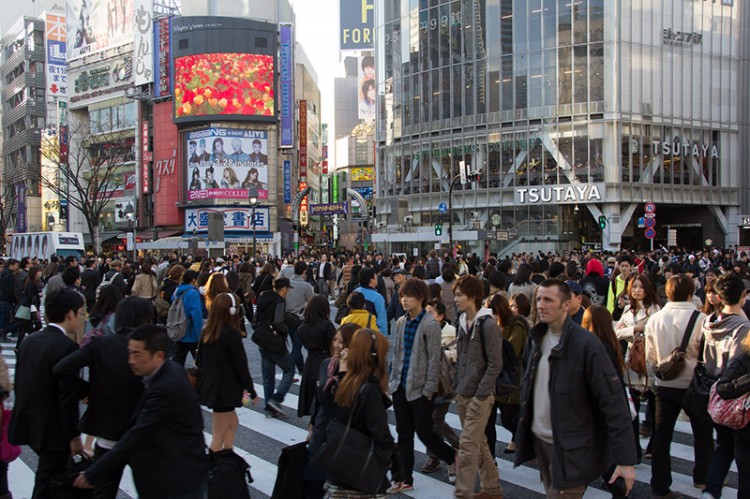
[271,442,307,499]
[684,338,718,417]
[310,386,391,494]
[50,453,93,499]
[207,449,252,499]
[251,321,285,355]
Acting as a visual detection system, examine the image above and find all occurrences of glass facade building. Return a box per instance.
[373,0,746,253]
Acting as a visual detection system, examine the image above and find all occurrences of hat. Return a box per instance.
[110,260,122,268]
[565,280,583,295]
[215,257,226,264]
[273,277,293,290]
[607,257,617,264]
[391,268,406,276]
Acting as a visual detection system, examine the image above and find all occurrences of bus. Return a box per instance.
[8,232,86,261]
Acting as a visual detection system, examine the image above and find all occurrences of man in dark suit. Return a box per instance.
[80,258,100,311]
[316,253,332,297]
[74,325,208,498]
[9,288,86,499]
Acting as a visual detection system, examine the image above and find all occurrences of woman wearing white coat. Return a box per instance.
[615,273,660,460]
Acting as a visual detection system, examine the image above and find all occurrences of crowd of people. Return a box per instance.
[0,244,749,498]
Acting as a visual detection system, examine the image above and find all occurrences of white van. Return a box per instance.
[9,232,86,261]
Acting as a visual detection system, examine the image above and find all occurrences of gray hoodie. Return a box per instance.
[702,312,750,377]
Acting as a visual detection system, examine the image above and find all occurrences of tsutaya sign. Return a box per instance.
[515,184,605,205]
[651,140,720,159]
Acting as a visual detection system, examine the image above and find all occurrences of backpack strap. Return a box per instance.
[366,312,373,329]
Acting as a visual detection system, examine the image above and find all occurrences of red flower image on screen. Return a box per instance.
[174,53,275,118]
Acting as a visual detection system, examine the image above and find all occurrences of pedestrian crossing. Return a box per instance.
[2,342,739,499]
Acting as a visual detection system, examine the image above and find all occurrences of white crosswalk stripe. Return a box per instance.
[2,341,739,498]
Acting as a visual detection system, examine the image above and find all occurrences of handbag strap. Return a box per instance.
[678,310,700,354]
[366,313,373,329]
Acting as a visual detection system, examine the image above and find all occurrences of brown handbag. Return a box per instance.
[653,310,700,381]
[627,335,648,377]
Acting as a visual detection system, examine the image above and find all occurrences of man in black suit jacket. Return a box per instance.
[9,288,86,499]
[80,258,101,311]
[74,325,208,498]
[316,254,332,297]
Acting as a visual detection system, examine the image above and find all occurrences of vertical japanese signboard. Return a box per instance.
[279,24,294,148]
[154,17,171,97]
[134,0,154,85]
[45,13,68,98]
[283,160,292,204]
[142,120,150,194]
[299,100,308,180]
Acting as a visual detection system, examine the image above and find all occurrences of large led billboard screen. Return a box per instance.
[174,53,274,120]
[185,127,269,202]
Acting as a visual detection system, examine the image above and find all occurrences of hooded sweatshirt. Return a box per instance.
[702,312,750,378]
[579,259,610,306]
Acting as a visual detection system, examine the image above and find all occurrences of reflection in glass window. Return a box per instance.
[501,55,513,111]
[513,0,527,53]
[559,47,572,105]
[573,45,588,104]
[442,66,451,119]
[543,0,557,49]
[544,49,557,107]
[558,0,572,46]
[589,0,604,42]
[514,54,527,110]
[465,63,475,116]
[489,58,500,113]
[589,44,604,102]
[573,0,588,44]
[500,0,513,55]
[440,4,451,66]
[529,52,543,109]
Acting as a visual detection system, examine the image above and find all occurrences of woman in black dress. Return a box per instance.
[197,292,258,452]
[297,295,336,417]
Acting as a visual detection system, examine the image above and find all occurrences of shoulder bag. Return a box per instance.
[625,309,649,378]
[654,310,700,380]
[251,321,285,355]
[683,337,718,417]
[708,383,750,430]
[310,385,392,494]
[186,340,201,390]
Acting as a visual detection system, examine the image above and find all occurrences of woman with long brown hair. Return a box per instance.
[297,295,336,417]
[320,329,398,497]
[702,279,723,316]
[197,292,258,452]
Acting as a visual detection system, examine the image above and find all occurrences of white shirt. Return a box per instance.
[532,330,562,444]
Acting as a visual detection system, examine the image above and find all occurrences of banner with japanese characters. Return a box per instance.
[184,207,270,233]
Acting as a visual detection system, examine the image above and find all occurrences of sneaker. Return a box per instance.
[386,481,413,494]
[652,492,683,499]
[266,399,286,416]
[503,442,516,454]
[420,457,440,474]
[447,463,457,484]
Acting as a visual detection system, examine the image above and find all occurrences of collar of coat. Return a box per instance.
[529,315,579,359]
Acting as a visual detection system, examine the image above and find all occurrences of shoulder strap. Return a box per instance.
[367,313,372,329]
[476,316,489,365]
[678,310,700,353]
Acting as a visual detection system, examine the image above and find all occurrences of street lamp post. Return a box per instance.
[247,186,259,258]
[447,173,461,257]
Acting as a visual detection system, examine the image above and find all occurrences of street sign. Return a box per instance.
[637,217,645,228]
[644,228,656,239]
[438,202,448,214]
[459,161,468,185]
[644,217,656,228]
[491,213,501,227]
[741,216,750,226]
[644,202,656,214]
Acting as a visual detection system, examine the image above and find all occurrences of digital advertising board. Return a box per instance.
[185,127,269,202]
[170,16,277,125]
[174,53,274,120]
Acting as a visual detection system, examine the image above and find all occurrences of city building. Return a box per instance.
[1,16,47,233]
[373,0,748,255]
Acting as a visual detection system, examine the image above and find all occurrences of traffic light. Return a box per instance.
[434,222,442,236]
[598,215,607,230]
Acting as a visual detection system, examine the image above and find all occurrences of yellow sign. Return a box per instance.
[351,167,374,181]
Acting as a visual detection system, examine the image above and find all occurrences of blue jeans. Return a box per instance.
[260,348,294,408]
[288,326,305,375]
[0,301,12,330]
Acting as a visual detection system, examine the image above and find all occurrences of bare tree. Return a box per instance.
[0,185,17,254]
[40,120,136,253]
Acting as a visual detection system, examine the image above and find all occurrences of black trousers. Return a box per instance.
[170,341,198,366]
[650,386,713,496]
[392,388,454,483]
[92,444,126,499]
[32,450,68,499]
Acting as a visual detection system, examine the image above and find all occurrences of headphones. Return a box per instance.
[227,293,237,315]
[369,331,378,364]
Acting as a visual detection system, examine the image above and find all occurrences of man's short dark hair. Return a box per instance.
[347,291,366,310]
[252,139,262,146]
[294,261,307,275]
[665,275,695,302]
[129,325,170,356]
[399,278,430,308]
[61,266,81,286]
[539,278,572,303]
[488,271,506,290]
[715,274,745,306]
[45,288,85,323]
[182,270,199,284]
[359,267,376,288]
[498,259,511,273]
[65,255,77,266]
[617,255,634,266]
[548,262,565,279]
[452,275,486,310]
[85,259,96,268]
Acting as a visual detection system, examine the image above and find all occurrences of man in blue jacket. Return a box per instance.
[354,267,387,334]
[170,270,205,366]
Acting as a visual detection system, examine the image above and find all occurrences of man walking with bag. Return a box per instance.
[254,277,295,418]
[645,274,713,498]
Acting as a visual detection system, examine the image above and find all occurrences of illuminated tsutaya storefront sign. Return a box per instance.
[515,184,605,204]
[651,140,720,159]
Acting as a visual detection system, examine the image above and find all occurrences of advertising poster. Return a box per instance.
[45,13,67,98]
[66,0,135,61]
[174,53,274,119]
[358,54,375,121]
[186,128,269,201]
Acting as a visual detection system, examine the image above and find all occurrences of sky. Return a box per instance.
[1,0,342,135]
